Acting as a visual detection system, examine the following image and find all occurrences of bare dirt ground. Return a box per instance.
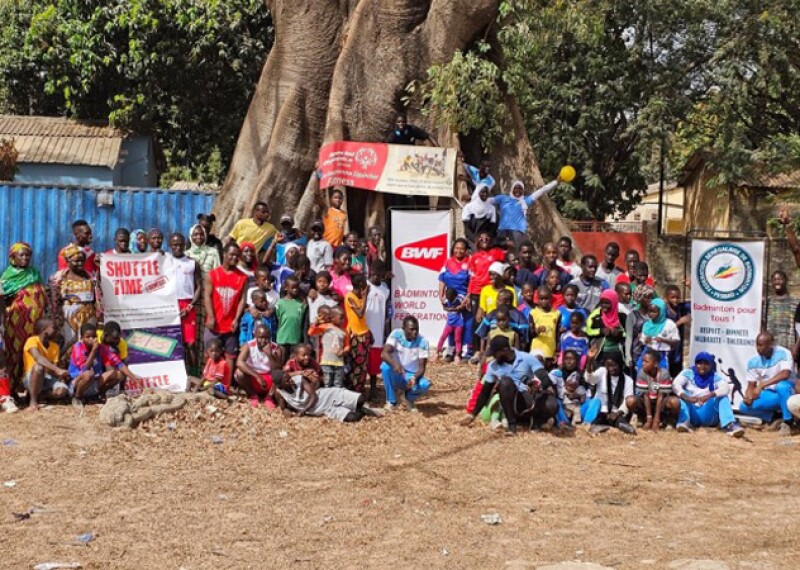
[1,362,799,570]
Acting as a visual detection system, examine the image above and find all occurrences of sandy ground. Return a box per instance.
[1,362,799,570]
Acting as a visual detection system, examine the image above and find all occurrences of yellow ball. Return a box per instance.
[559,165,576,183]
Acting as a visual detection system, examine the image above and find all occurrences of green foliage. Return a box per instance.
[415,0,800,221]
[406,44,509,152]
[0,0,272,185]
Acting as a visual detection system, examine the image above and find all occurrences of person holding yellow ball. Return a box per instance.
[490,168,571,249]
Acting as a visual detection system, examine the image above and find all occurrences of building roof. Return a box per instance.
[0,115,129,169]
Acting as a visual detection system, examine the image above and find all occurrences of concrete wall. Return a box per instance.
[14,163,114,187]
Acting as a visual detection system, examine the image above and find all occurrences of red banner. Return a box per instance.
[318,141,456,197]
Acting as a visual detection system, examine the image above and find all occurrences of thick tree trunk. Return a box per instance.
[214,0,571,247]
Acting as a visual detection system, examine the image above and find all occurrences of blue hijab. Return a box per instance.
[692,352,716,390]
[642,298,668,338]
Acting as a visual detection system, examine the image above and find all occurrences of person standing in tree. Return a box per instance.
[321,189,348,248]
[459,154,495,192]
[387,112,437,145]
[490,178,560,249]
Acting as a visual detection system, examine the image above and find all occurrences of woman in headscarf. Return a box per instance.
[186,224,220,275]
[585,289,627,364]
[639,297,679,369]
[625,284,656,371]
[1,243,48,387]
[491,177,560,249]
[132,229,148,253]
[672,352,744,437]
[197,213,224,259]
[583,350,636,434]
[461,184,496,244]
[49,245,101,348]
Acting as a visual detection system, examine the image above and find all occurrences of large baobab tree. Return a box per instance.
[214,0,571,246]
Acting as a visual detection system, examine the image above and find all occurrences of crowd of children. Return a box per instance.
[2,176,800,438]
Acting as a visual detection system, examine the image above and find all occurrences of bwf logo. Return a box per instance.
[395,234,447,271]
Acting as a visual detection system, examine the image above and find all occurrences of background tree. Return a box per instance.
[0,137,18,181]
[0,0,272,185]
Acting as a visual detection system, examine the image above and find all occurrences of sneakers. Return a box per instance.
[0,397,19,414]
[724,422,745,438]
[778,422,793,436]
[676,422,693,433]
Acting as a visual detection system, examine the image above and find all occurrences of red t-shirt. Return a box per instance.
[203,357,232,389]
[467,249,503,295]
[209,266,248,333]
[617,273,655,287]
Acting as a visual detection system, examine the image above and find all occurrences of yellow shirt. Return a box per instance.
[229,218,278,252]
[97,331,128,360]
[323,208,347,248]
[23,335,59,375]
[478,285,517,314]
[530,308,560,358]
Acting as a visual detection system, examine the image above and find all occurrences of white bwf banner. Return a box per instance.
[690,239,764,406]
[390,210,451,341]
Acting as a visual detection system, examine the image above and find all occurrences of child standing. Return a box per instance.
[323,189,348,248]
[240,289,273,345]
[365,261,391,400]
[192,338,232,398]
[664,284,691,377]
[640,298,679,370]
[345,274,372,392]
[530,286,560,368]
[437,287,465,363]
[558,284,587,335]
[247,267,279,337]
[559,311,590,369]
[316,307,347,388]
[275,276,306,360]
[480,306,518,368]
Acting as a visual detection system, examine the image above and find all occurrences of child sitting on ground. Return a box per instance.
[437,287,466,364]
[628,348,678,431]
[190,338,232,398]
[282,344,322,396]
[550,349,587,424]
[69,322,138,406]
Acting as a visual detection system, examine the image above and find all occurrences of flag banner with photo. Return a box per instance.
[690,239,765,407]
[390,210,451,341]
[319,141,456,197]
[100,253,187,394]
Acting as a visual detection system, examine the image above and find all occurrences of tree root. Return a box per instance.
[100,391,214,428]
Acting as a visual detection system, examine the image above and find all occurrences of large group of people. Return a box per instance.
[1,118,798,438]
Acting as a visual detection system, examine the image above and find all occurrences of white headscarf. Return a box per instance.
[461,183,496,222]
[510,180,527,213]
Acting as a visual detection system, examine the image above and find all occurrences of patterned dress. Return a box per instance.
[2,278,47,384]
[49,270,100,348]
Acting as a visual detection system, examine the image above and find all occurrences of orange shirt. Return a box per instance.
[323,208,347,247]
[344,292,370,336]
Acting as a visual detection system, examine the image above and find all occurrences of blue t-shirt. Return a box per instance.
[483,349,543,393]
[493,194,536,233]
[558,306,588,332]
[464,164,496,191]
[438,266,470,297]
[443,298,465,327]
[559,331,590,360]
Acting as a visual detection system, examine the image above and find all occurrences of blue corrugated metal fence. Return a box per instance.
[0,184,217,277]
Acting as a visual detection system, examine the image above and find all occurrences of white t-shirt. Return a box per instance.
[247,286,279,309]
[556,259,582,279]
[165,254,196,300]
[245,339,273,374]
[746,346,795,391]
[365,283,389,344]
[587,367,634,413]
[640,319,680,352]
[385,329,429,374]
[307,239,333,273]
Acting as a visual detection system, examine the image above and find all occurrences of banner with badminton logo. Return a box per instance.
[690,240,764,406]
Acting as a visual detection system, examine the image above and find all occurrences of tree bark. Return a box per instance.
[214,0,571,247]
